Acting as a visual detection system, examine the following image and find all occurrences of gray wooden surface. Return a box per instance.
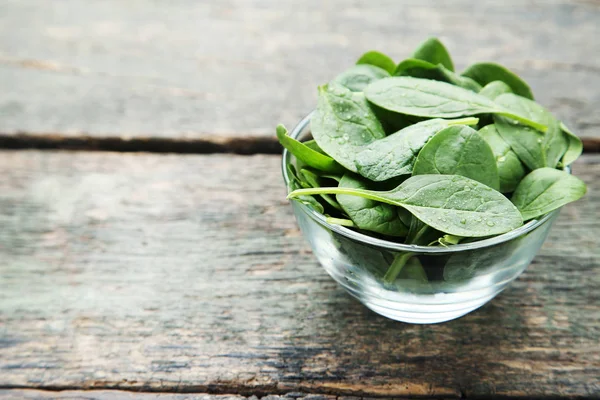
[1,151,599,398]
[0,0,599,140]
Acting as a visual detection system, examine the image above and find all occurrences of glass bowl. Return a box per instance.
[282,113,559,324]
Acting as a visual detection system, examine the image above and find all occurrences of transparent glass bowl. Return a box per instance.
[282,113,559,324]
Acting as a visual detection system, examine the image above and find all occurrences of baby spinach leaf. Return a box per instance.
[300,168,343,212]
[303,140,327,154]
[336,173,409,237]
[462,62,534,100]
[478,124,526,193]
[394,58,481,91]
[288,174,523,237]
[479,80,513,100]
[354,117,478,182]
[369,103,426,134]
[406,216,441,246]
[286,164,325,214]
[413,125,500,190]
[312,83,386,172]
[559,122,583,166]
[364,77,547,131]
[332,64,390,92]
[411,37,454,71]
[494,93,567,170]
[276,125,344,174]
[511,168,587,220]
[443,246,502,282]
[356,50,396,74]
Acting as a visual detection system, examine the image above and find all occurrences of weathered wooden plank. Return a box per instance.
[0,151,599,398]
[0,0,599,140]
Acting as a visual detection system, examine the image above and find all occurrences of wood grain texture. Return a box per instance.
[0,0,599,140]
[0,151,599,399]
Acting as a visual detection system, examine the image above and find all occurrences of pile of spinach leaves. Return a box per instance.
[278,38,587,285]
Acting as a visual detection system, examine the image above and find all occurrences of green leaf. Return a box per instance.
[478,124,526,193]
[364,77,548,132]
[288,174,523,237]
[412,37,454,72]
[559,122,583,166]
[336,173,408,237]
[479,80,513,100]
[406,216,441,245]
[413,125,500,191]
[356,50,396,74]
[494,93,567,170]
[300,168,343,211]
[394,58,481,91]
[443,247,499,282]
[332,64,390,92]
[312,83,386,172]
[462,62,534,100]
[354,118,478,182]
[286,164,325,214]
[511,168,587,220]
[276,125,344,174]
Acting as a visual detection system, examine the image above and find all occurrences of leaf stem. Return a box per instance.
[446,117,479,126]
[495,110,548,132]
[325,217,355,227]
[288,187,395,206]
[384,252,414,283]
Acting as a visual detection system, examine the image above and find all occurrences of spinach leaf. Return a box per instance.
[300,168,343,212]
[462,62,534,100]
[411,37,454,71]
[413,125,500,191]
[406,216,442,246]
[394,58,481,91]
[288,174,523,237]
[369,103,426,134]
[478,124,526,193]
[479,80,513,100]
[277,125,344,174]
[443,247,501,282]
[337,173,409,237]
[311,83,386,172]
[364,77,547,132]
[303,140,327,154]
[511,168,587,220]
[332,64,390,92]
[354,117,478,182]
[357,50,396,74]
[286,164,325,214]
[335,234,390,278]
[559,122,583,166]
[494,93,567,170]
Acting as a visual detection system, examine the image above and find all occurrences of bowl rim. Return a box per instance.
[281,112,559,254]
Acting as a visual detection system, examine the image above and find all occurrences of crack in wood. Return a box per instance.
[0,134,283,155]
[1,133,599,155]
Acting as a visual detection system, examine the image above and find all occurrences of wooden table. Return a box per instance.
[1,1,599,399]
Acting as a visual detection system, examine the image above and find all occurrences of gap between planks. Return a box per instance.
[1,133,599,155]
[0,389,464,400]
